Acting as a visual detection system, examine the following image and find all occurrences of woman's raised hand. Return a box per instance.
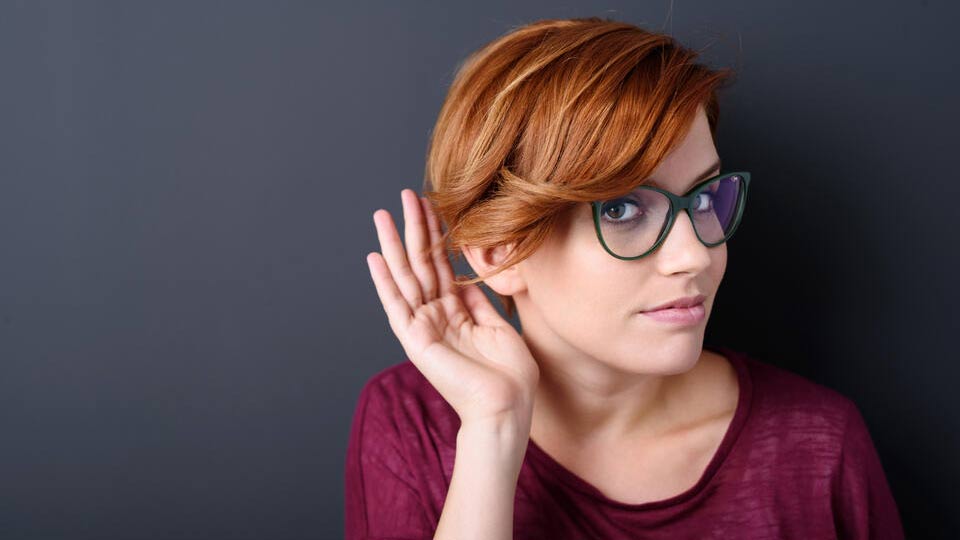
[366,189,540,428]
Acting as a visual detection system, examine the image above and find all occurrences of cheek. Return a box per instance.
[529,245,599,309]
[702,244,727,314]
[525,224,618,316]
[533,231,632,332]
[713,243,728,282]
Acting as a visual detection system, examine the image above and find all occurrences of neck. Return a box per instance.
[524,335,712,448]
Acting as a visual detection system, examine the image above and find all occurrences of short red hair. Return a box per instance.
[422,17,735,318]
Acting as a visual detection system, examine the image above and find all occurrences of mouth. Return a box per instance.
[642,293,707,312]
[639,294,707,325]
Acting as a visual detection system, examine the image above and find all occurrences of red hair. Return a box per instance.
[422,16,735,319]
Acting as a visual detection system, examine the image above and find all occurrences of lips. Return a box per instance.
[641,302,706,325]
[643,293,707,312]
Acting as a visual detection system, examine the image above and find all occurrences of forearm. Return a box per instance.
[433,418,529,540]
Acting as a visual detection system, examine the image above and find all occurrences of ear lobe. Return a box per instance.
[461,243,525,297]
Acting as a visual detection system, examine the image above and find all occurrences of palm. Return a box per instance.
[366,190,539,425]
[407,292,538,417]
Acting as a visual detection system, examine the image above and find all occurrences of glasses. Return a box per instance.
[590,171,751,260]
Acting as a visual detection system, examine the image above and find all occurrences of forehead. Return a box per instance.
[643,158,723,195]
[642,107,721,193]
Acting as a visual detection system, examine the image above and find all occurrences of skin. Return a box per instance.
[461,105,740,497]
[366,104,739,511]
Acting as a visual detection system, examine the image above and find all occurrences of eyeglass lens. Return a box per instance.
[597,173,745,258]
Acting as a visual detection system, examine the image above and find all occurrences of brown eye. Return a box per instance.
[601,200,642,222]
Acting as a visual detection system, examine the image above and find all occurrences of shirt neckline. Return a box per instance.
[523,344,754,511]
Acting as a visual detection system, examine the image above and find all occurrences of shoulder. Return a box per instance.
[716,349,905,535]
[352,359,460,445]
[739,349,855,418]
[345,361,448,538]
[358,359,446,412]
[727,348,860,457]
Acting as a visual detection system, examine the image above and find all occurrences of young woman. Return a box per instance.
[346,17,904,540]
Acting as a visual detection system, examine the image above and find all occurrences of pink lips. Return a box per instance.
[640,301,706,325]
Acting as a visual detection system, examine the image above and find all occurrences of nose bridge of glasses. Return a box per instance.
[663,204,702,246]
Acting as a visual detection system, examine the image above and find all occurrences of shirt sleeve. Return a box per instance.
[831,398,905,540]
[345,375,433,540]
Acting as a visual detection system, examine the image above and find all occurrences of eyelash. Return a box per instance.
[601,191,716,224]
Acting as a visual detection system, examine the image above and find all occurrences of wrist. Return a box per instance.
[456,416,531,470]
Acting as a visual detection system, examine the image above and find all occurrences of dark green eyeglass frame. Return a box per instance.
[590,171,751,261]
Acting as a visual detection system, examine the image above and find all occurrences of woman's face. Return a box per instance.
[513,107,727,376]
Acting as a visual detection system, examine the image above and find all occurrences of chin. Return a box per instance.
[610,340,705,376]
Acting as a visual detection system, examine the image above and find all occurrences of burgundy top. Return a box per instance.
[344,345,905,539]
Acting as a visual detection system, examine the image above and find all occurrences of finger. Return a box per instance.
[459,281,509,328]
[401,189,439,302]
[366,251,413,335]
[373,208,424,309]
[420,196,455,296]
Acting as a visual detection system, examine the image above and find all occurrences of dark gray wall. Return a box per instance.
[1,1,955,538]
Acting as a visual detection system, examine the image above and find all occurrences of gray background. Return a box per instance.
[1,1,956,538]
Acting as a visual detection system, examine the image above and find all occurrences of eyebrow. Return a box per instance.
[648,157,723,194]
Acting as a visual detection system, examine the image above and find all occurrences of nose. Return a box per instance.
[654,210,713,273]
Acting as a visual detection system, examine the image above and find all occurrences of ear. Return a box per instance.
[461,242,527,297]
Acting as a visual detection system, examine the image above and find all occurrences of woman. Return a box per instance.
[346,17,903,540]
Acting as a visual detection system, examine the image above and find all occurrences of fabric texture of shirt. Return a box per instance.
[344,345,905,539]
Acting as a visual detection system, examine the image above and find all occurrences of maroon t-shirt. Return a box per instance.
[344,345,905,539]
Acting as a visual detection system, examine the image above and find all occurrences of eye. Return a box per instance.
[693,191,715,213]
[601,199,644,223]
